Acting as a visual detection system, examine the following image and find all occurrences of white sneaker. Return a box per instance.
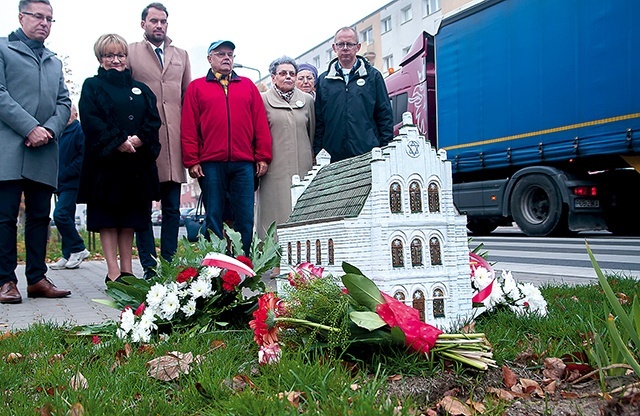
[50,258,68,270]
[65,249,90,269]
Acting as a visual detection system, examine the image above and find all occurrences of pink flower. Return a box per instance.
[134,302,146,317]
[222,270,241,292]
[91,335,101,345]
[258,343,281,365]
[176,266,198,283]
[375,293,443,354]
[287,262,324,287]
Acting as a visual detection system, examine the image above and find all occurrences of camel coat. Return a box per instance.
[256,87,315,238]
[128,36,191,183]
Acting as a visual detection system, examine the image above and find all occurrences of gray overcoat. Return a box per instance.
[0,36,71,188]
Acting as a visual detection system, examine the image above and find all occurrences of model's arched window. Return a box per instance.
[412,290,425,322]
[394,291,406,301]
[389,182,402,213]
[296,241,301,264]
[409,181,422,213]
[315,239,321,264]
[433,288,445,318]
[429,237,442,265]
[428,182,440,213]
[287,242,292,265]
[391,239,404,268]
[410,238,423,267]
[328,239,335,265]
[306,240,311,262]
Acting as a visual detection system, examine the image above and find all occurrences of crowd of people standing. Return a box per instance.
[0,0,394,305]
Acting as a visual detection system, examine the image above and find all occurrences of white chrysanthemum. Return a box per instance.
[119,308,136,333]
[500,271,519,299]
[116,328,128,339]
[131,324,151,343]
[200,266,222,279]
[472,266,494,290]
[146,283,168,308]
[165,281,180,294]
[160,291,181,320]
[177,288,189,299]
[138,308,158,331]
[189,278,212,299]
[181,299,197,317]
[519,283,548,316]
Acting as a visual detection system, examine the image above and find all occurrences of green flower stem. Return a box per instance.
[275,317,340,332]
[437,351,491,371]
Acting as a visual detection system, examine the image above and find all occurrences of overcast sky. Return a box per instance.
[0,0,391,100]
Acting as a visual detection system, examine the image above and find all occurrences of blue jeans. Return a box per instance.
[53,189,86,259]
[199,161,255,256]
[0,180,52,286]
[136,181,181,270]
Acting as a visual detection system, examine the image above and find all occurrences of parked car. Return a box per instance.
[151,210,162,225]
[179,208,193,227]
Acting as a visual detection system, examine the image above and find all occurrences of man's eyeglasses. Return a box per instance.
[334,42,358,50]
[276,70,296,78]
[211,51,235,59]
[21,11,55,23]
[101,54,127,61]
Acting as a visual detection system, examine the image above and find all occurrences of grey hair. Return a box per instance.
[268,56,298,75]
[334,27,359,43]
[19,0,51,11]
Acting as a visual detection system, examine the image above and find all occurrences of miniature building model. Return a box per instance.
[277,113,473,328]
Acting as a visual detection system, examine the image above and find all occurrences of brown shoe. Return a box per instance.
[0,281,22,304]
[27,277,71,299]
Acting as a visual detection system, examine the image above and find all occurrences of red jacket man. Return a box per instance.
[181,39,271,255]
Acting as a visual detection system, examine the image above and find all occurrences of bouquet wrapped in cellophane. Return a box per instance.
[249,262,496,370]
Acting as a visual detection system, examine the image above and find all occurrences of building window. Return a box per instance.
[328,239,335,265]
[360,27,373,45]
[391,239,404,268]
[296,241,301,264]
[381,16,392,33]
[315,239,321,265]
[429,237,442,265]
[410,239,423,267]
[401,6,413,23]
[306,240,311,263]
[423,0,441,16]
[413,290,425,322]
[287,242,292,265]
[428,182,440,213]
[394,291,405,301]
[409,181,422,213]
[402,46,411,56]
[326,48,333,64]
[389,182,402,213]
[382,55,394,73]
[433,288,445,318]
[313,55,320,69]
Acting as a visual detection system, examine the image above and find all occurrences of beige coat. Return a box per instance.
[257,88,315,238]
[128,36,191,183]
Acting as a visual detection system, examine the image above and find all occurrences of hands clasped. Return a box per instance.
[118,135,142,153]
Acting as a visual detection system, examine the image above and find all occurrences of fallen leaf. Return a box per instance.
[616,292,630,305]
[195,382,213,399]
[286,391,304,409]
[544,380,557,394]
[147,351,194,381]
[560,391,579,399]
[520,378,544,398]
[438,396,471,416]
[48,353,65,364]
[571,296,579,302]
[70,372,88,390]
[0,332,16,341]
[222,374,255,393]
[502,365,517,388]
[138,344,155,355]
[467,399,486,413]
[66,402,85,416]
[6,352,24,363]
[442,387,460,397]
[350,383,360,391]
[387,374,403,382]
[461,321,475,333]
[425,409,438,416]
[209,340,226,350]
[38,403,53,416]
[542,357,566,381]
[487,387,517,401]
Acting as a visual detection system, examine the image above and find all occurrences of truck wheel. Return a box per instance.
[467,219,498,235]
[510,174,563,236]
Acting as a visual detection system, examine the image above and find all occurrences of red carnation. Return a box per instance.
[249,293,280,346]
[236,255,253,270]
[177,266,198,283]
[222,270,242,292]
[376,292,443,354]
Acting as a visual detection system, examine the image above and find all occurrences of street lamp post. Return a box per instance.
[232,63,262,83]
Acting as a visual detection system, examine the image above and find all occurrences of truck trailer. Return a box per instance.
[385,0,640,236]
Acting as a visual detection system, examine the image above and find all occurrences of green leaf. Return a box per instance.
[342,261,364,275]
[390,326,406,345]
[224,223,244,256]
[92,298,118,309]
[349,311,387,330]
[341,273,384,311]
[586,242,640,350]
[606,316,640,377]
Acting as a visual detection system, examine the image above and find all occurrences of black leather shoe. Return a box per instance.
[105,275,124,284]
[0,281,22,304]
[27,277,71,298]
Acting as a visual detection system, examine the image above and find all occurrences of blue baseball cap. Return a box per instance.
[207,40,235,54]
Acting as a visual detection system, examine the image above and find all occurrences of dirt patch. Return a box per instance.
[385,365,640,415]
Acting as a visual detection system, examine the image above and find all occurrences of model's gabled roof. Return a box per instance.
[283,152,373,226]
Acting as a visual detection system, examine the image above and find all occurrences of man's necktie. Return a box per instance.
[155,47,163,69]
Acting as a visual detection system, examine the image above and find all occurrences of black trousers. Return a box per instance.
[0,179,53,286]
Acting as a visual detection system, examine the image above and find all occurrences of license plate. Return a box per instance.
[574,199,599,208]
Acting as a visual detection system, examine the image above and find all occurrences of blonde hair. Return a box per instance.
[93,34,128,61]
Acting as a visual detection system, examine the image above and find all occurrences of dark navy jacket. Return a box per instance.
[56,119,84,192]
